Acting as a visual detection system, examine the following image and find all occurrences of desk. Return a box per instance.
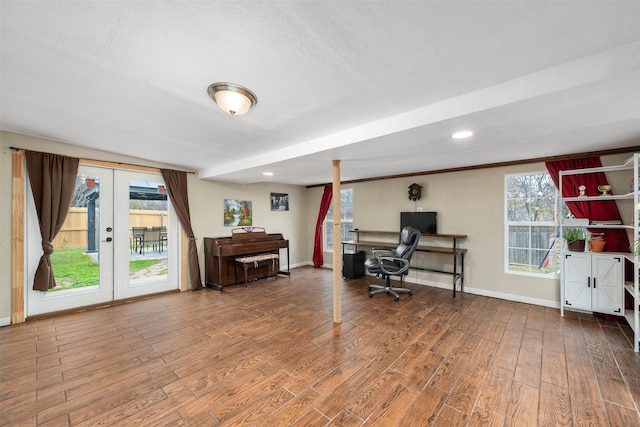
[342,229,467,297]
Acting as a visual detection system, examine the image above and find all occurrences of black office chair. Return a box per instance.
[365,226,421,301]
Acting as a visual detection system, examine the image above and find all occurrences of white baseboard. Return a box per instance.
[291,261,313,268]
[410,276,560,309]
[0,317,11,327]
[409,275,559,308]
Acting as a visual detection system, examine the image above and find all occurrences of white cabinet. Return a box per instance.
[559,153,639,352]
[563,253,623,315]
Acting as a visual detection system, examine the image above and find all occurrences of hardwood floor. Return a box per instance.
[2,266,640,426]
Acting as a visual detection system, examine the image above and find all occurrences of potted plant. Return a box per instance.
[563,227,586,252]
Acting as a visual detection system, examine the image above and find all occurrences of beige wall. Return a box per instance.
[0,131,308,324]
[314,151,636,308]
[186,175,310,274]
[1,129,637,324]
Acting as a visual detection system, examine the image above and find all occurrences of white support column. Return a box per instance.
[332,160,341,323]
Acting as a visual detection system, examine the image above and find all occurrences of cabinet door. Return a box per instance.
[592,254,623,315]
[563,253,591,311]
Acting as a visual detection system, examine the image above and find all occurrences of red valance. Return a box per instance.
[546,157,630,253]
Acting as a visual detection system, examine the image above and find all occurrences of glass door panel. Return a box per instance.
[26,165,114,316]
[26,166,180,317]
[114,170,178,299]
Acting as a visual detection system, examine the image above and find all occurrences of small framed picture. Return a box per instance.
[271,193,289,211]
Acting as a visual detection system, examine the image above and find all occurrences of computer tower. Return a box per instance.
[343,250,365,279]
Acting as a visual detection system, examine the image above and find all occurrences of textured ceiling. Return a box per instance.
[1,1,640,185]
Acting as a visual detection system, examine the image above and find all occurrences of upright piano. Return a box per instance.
[204,227,290,291]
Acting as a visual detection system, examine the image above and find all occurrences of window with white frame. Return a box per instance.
[324,188,353,252]
[505,172,561,277]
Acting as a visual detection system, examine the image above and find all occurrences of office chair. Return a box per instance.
[364,226,421,301]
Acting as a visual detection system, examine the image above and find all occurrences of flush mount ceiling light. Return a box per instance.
[451,130,474,139]
[207,82,258,115]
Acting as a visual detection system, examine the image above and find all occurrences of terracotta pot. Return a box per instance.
[589,239,606,252]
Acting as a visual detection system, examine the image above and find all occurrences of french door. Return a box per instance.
[26,165,179,316]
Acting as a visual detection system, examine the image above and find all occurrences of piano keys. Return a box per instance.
[204,227,290,291]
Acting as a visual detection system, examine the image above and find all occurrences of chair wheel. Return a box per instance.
[394,297,399,302]
[369,293,373,298]
[368,286,372,291]
[408,291,413,296]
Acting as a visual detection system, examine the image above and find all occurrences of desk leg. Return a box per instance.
[453,252,457,298]
[460,253,465,293]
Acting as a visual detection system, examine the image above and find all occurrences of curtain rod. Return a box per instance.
[9,146,197,174]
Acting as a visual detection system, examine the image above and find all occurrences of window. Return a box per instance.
[324,189,353,252]
[505,172,561,277]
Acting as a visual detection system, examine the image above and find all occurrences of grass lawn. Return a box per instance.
[49,249,164,291]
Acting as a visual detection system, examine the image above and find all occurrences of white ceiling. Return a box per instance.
[1,1,640,186]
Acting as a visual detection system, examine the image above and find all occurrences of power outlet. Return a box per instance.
[417,207,422,212]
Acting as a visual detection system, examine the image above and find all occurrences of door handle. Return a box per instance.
[105,237,112,242]
[593,278,596,289]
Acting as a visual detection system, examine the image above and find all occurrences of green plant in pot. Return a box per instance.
[563,227,586,252]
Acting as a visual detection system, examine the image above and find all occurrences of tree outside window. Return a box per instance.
[506,173,563,276]
[324,189,353,252]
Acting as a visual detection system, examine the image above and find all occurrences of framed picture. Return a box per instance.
[271,193,289,211]
[224,199,252,226]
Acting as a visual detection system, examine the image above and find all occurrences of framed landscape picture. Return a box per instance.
[224,199,252,226]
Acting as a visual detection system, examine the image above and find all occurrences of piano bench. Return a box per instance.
[235,253,279,286]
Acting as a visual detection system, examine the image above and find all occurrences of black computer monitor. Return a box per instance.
[400,211,437,234]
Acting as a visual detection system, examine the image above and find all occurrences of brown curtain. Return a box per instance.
[161,169,202,290]
[25,151,79,291]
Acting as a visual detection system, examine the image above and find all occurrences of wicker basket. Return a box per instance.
[589,239,606,252]
[567,240,585,252]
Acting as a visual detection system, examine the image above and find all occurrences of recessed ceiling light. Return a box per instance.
[262,172,274,176]
[451,130,474,139]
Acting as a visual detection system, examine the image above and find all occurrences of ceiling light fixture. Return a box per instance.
[451,130,474,139]
[262,172,274,176]
[207,82,258,115]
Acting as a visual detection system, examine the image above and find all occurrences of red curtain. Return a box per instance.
[546,157,629,253]
[312,184,333,267]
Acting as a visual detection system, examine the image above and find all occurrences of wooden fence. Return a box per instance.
[52,208,168,249]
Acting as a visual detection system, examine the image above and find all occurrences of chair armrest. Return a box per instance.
[378,256,410,276]
[372,248,397,258]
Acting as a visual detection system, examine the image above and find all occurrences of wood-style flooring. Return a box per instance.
[2,266,640,426]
